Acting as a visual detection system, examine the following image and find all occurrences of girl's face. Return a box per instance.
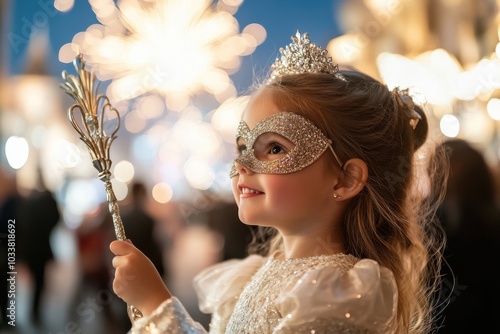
[230,89,339,235]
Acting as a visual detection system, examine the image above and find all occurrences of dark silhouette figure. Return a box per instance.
[17,185,60,325]
[436,139,500,333]
[0,171,21,328]
[115,182,165,329]
[205,200,253,261]
[121,182,164,277]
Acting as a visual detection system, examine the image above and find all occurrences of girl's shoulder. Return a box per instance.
[193,254,266,314]
[274,255,398,333]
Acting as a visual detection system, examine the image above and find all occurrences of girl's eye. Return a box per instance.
[270,143,285,155]
[237,144,247,154]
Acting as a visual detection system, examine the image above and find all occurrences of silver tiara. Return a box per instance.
[392,87,422,130]
[267,30,346,83]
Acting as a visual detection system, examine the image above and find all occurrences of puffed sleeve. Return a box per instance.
[193,255,265,331]
[273,259,398,334]
[129,255,265,334]
[128,297,207,334]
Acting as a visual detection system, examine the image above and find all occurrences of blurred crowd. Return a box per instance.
[0,138,499,333]
[435,140,500,333]
[0,173,252,333]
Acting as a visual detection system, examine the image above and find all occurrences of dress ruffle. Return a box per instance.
[193,254,265,314]
[274,259,397,333]
[130,255,398,333]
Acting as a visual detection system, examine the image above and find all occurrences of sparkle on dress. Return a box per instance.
[222,253,363,334]
[128,253,397,334]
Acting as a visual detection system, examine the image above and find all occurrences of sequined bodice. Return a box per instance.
[223,253,358,333]
[129,253,397,334]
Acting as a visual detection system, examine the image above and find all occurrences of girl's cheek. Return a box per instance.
[231,177,240,205]
[265,176,294,199]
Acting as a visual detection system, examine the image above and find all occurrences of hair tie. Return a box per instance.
[391,87,421,130]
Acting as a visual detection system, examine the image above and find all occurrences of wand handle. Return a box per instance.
[100,172,126,240]
[100,170,144,321]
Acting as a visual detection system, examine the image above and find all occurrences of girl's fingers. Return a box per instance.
[110,239,135,255]
[112,255,126,269]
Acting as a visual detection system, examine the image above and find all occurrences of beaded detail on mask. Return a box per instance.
[230,112,338,177]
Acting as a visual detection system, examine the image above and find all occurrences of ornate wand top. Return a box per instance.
[60,54,125,241]
[60,54,120,177]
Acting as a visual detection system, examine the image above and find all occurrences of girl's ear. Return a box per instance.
[333,158,368,200]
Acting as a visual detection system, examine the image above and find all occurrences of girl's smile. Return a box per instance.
[238,183,264,198]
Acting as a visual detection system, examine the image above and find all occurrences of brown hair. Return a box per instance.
[248,70,447,333]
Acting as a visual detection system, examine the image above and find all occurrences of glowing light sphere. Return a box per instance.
[440,114,460,138]
[60,0,265,103]
[114,160,135,183]
[152,182,173,203]
[5,136,29,169]
[487,98,500,120]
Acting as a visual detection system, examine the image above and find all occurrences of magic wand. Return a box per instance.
[60,54,143,322]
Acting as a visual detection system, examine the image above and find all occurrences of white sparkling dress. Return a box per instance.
[129,253,398,333]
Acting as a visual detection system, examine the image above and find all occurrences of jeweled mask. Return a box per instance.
[229,112,332,177]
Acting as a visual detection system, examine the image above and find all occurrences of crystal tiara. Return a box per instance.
[267,30,346,83]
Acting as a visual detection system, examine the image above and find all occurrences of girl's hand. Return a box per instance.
[110,240,172,316]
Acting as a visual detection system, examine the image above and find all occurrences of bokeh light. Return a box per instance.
[60,0,266,104]
[64,180,102,219]
[152,182,173,203]
[51,139,81,169]
[440,114,460,138]
[184,157,215,190]
[5,136,29,170]
[487,98,500,120]
[54,0,75,13]
[114,160,135,184]
[111,178,128,201]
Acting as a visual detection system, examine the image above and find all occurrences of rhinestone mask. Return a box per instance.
[229,112,333,177]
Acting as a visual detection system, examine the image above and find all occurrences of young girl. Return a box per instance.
[110,31,445,334]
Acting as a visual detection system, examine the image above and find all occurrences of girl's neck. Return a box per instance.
[281,233,346,259]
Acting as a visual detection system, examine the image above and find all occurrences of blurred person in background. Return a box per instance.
[0,169,21,328]
[121,181,165,279]
[204,199,253,262]
[436,139,500,333]
[16,168,60,328]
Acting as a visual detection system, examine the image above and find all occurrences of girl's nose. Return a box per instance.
[235,160,253,176]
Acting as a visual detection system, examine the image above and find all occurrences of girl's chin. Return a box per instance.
[238,217,275,228]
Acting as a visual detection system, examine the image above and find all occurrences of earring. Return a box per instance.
[333,192,341,199]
